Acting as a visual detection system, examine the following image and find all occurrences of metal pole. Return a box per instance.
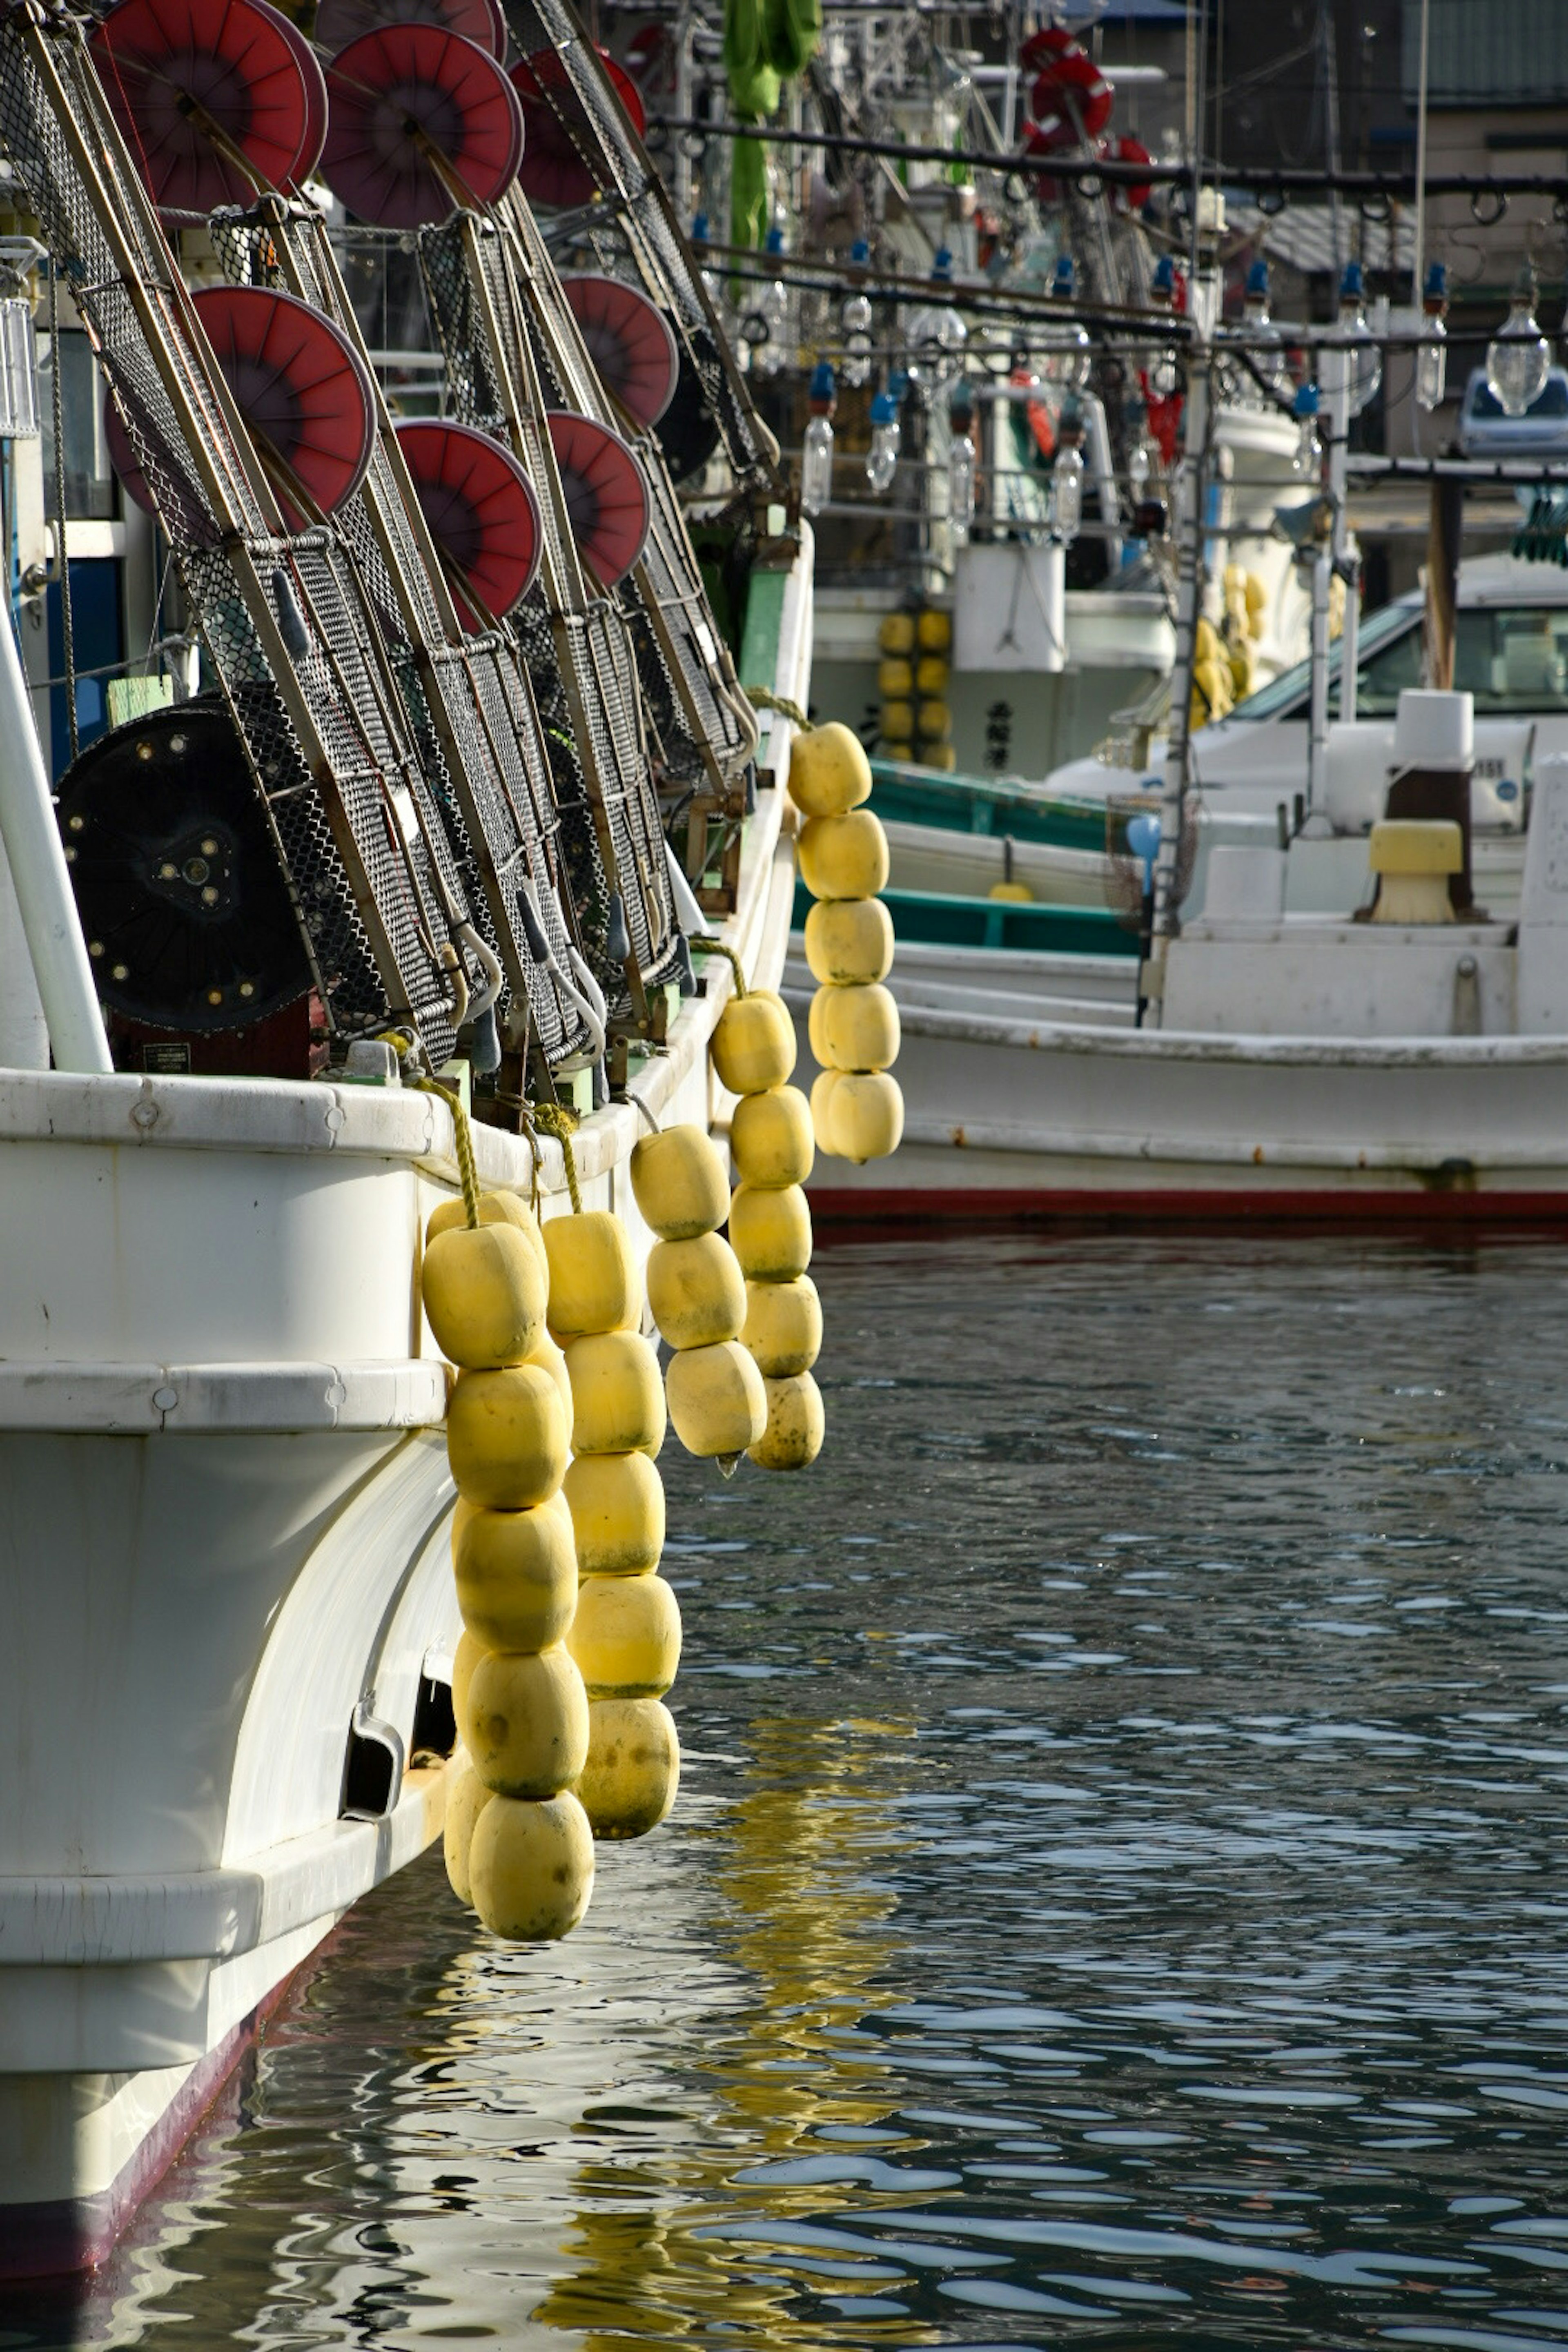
[1326,345,1357,724]
[1412,0,1431,301]
[1147,354,1209,1020]
[0,602,110,1072]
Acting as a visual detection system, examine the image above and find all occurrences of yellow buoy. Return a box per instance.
[470,1790,595,1939]
[629,1123,729,1241]
[878,610,916,656]
[421,1223,546,1371]
[741,1273,822,1376]
[797,809,890,902]
[924,743,958,772]
[461,1643,589,1799]
[916,608,952,651]
[989,879,1033,903]
[730,1083,814,1189]
[577,1697,680,1840]
[915,699,951,744]
[452,1489,577,1654]
[427,1190,545,1277]
[647,1231,746,1349]
[566,1329,667,1458]
[915,654,950,696]
[447,1363,569,1510]
[882,742,914,765]
[809,1067,844,1155]
[729,1182,812,1281]
[877,656,913,698]
[807,983,831,1067]
[805,896,893,987]
[563,1448,665,1575]
[567,1572,682,1697]
[880,698,914,744]
[785,720,873,818]
[826,1070,904,1164]
[452,1627,485,1728]
[711,991,797,1097]
[748,1369,825,1471]
[542,1209,638,1341]
[524,1327,574,1438]
[664,1337,767,1457]
[816,980,900,1074]
[442,1745,492,1907]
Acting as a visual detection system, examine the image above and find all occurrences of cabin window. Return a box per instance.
[39,329,116,522]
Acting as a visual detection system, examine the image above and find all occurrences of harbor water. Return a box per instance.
[16,1232,1568,2352]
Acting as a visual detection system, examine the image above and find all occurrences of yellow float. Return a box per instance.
[730,1182,812,1281]
[421,1222,545,1371]
[541,1208,638,1340]
[646,1231,746,1350]
[748,1370,825,1471]
[741,1274,822,1376]
[460,1643,590,1800]
[563,1447,666,1575]
[730,1083,814,1189]
[576,1698,680,1840]
[469,1790,595,1939]
[452,1490,577,1655]
[446,1363,569,1510]
[565,1329,667,1457]
[797,808,890,901]
[567,1572,682,1697]
[784,719,874,817]
[629,1122,730,1240]
[664,1337,767,1457]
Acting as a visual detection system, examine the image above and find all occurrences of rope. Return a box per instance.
[48,262,76,765]
[746,686,809,728]
[381,1031,481,1229]
[690,936,748,998]
[533,1100,582,1216]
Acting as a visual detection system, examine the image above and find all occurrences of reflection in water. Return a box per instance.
[11,1235,1568,2351]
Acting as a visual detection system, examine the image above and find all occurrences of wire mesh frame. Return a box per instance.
[501,0,782,492]
[501,189,757,796]
[208,199,593,1070]
[0,9,468,1056]
[418,210,679,1012]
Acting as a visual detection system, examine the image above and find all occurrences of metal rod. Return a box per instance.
[0,599,111,1072]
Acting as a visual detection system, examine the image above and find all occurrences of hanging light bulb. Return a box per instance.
[692,212,720,311]
[746,224,791,379]
[1039,252,1091,392]
[1338,260,1382,419]
[1292,380,1322,477]
[1053,401,1084,541]
[1242,257,1288,399]
[948,382,977,544]
[1488,267,1551,418]
[1417,260,1449,413]
[1147,253,1180,400]
[907,246,968,389]
[866,386,900,493]
[841,237,873,388]
[800,360,836,517]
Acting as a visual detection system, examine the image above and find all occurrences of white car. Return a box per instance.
[1457,365,1568,461]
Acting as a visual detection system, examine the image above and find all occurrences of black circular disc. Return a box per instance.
[57,696,313,1032]
[653,339,722,483]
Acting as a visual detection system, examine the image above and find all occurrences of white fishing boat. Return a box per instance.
[0,0,810,2277]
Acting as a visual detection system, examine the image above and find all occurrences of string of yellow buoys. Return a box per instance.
[793,722,904,1167]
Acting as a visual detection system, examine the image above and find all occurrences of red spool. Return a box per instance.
[546,412,650,591]
[560,275,678,429]
[314,0,506,59]
[89,0,318,216]
[107,286,375,532]
[322,25,523,228]
[510,47,645,211]
[394,420,542,628]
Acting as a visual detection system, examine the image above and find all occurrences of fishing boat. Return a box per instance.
[0,0,807,2277]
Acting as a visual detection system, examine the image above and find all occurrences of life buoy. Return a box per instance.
[1112,134,1151,210]
[1023,28,1113,148]
[1011,364,1055,461]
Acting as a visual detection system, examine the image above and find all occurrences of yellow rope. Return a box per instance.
[745,686,809,729]
[533,1100,582,1216]
[381,1031,481,1229]
[690,936,748,998]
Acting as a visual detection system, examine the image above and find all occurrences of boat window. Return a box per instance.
[1454,606,1568,711]
[1226,602,1420,721]
[40,329,116,522]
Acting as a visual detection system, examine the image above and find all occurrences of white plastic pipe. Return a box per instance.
[0,609,110,1072]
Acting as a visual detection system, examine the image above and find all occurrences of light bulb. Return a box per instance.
[800,361,835,517]
[866,388,900,493]
[1338,261,1381,419]
[1147,254,1180,399]
[1416,261,1448,412]
[1487,270,1550,418]
[1242,258,1288,400]
[1053,418,1083,541]
[948,397,976,543]
[1293,381,1321,477]
[841,236,873,388]
[747,224,791,380]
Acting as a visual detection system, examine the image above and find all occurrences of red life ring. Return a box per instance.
[1011,366,1056,462]
[1112,134,1152,210]
[1025,31,1113,147]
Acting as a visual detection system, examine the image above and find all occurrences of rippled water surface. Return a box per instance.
[18,1234,1568,2352]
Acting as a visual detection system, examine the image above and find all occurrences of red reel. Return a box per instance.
[322,25,523,228]
[314,0,506,60]
[510,47,645,211]
[546,411,650,592]
[107,286,375,533]
[89,0,319,216]
[394,420,542,628]
[560,275,678,429]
